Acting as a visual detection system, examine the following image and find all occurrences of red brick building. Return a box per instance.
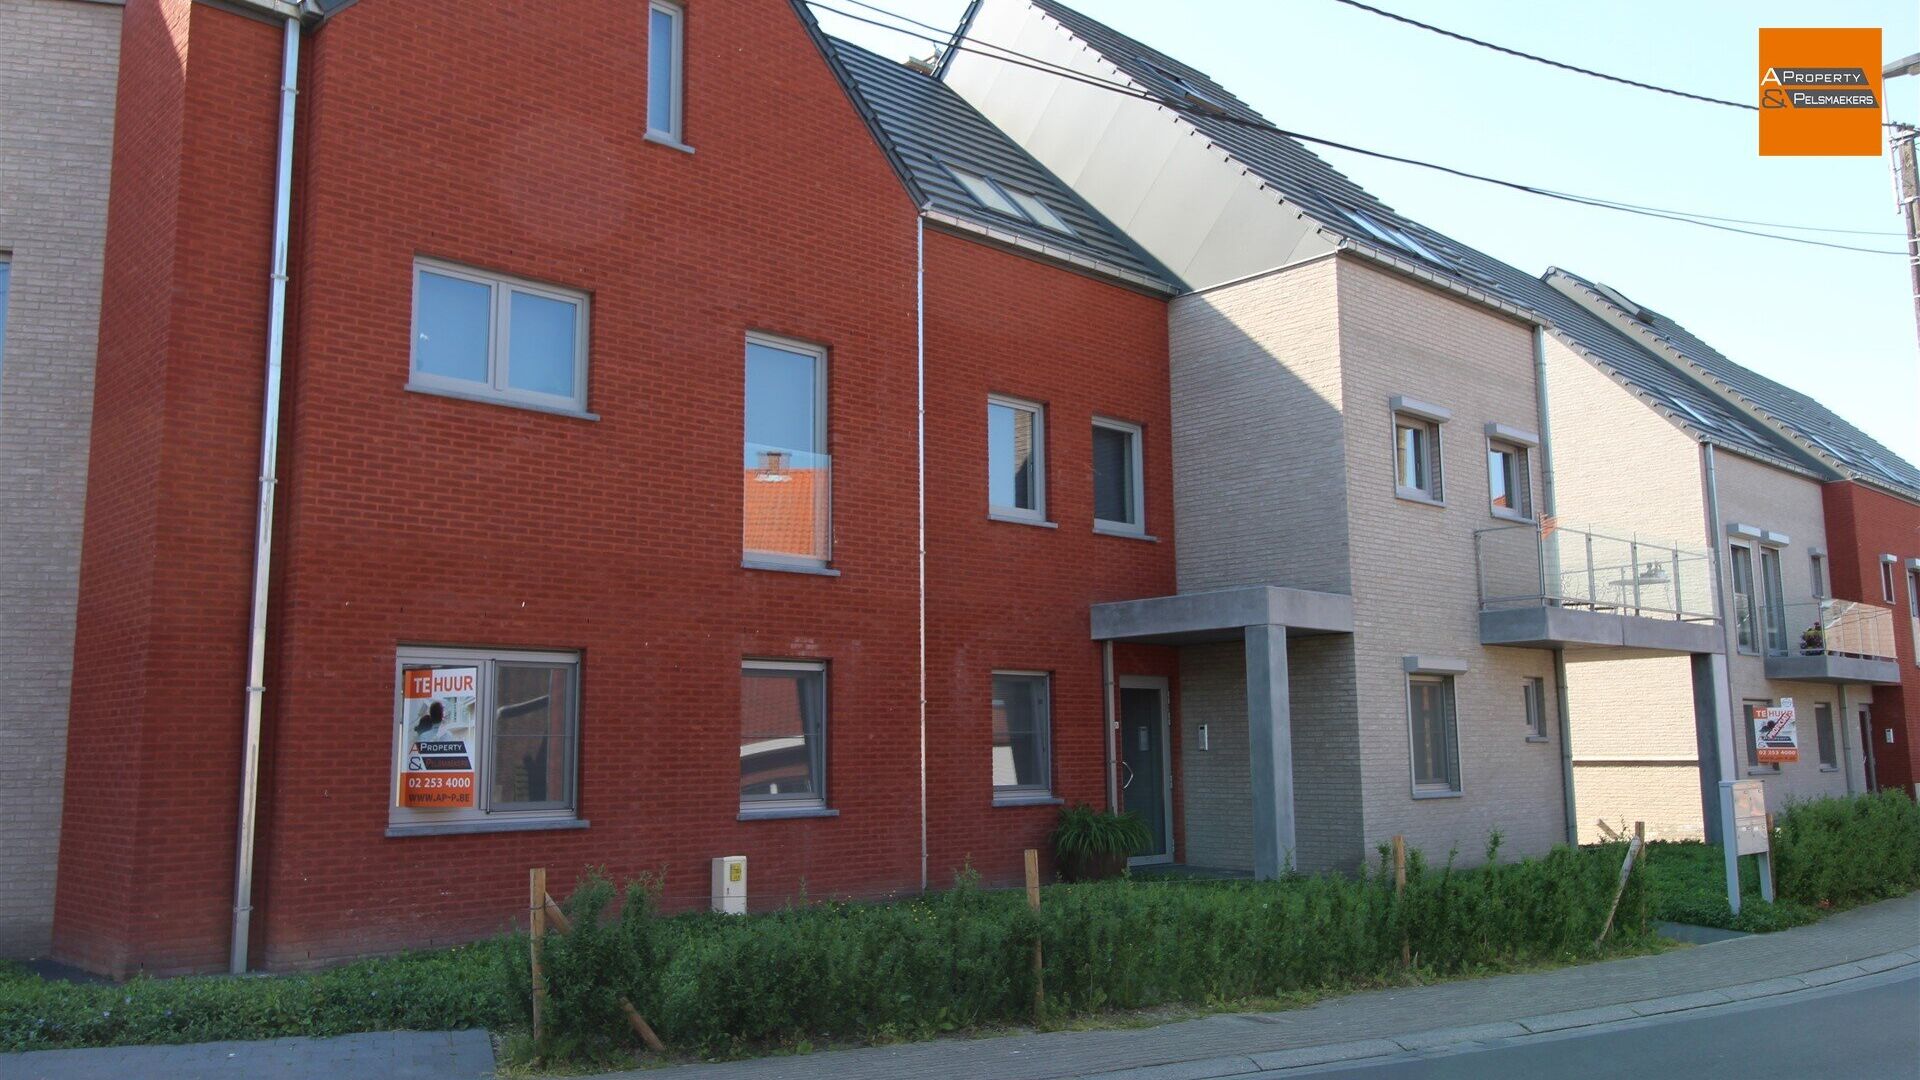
[1822,480,1920,794]
[56,0,1180,975]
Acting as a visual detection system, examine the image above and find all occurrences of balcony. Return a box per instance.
[1762,600,1901,685]
[1475,523,1722,654]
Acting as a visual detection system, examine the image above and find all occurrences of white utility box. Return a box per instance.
[711,855,747,914]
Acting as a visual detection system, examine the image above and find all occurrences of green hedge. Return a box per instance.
[531,839,1649,1056]
[0,942,515,1053]
[1774,790,1920,909]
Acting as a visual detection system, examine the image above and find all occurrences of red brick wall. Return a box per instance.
[1822,480,1920,792]
[62,0,1180,975]
[56,0,283,978]
[922,230,1178,885]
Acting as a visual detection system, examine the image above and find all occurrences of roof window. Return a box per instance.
[945,165,1075,235]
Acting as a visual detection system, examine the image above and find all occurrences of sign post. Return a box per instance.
[1719,778,1774,914]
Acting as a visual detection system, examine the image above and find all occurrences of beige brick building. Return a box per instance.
[0,0,123,957]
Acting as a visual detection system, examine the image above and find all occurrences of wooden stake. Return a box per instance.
[1025,849,1044,1023]
[529,868,547,1046]
[538,893,669,1054]
[1594,833,1644,948]
[1764,812,1777,892]
[1393,837,1410,969]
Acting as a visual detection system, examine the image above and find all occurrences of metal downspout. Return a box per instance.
[916,216,928,892]
[1532,327,1577,845]
[1103,641,1117,812]
[231,13,300,975]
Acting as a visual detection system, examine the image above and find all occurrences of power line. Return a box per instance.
[805,0,1907,255]
[1326,0,1753,111]
[1326,0,1916,133]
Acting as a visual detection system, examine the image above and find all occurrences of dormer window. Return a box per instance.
[1137,56,1232,115]
[945,165,1074,235]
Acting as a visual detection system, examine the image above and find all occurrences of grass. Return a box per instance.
[1641,841,1821,932]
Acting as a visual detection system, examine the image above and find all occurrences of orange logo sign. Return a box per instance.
[1759,28,1884,156]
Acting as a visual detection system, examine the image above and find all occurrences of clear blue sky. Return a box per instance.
[814,0,1920,466]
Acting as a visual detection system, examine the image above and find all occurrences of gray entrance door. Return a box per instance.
[1120,684,1170,862]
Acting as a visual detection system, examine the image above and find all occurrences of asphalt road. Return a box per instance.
[1284,966,1920,1079]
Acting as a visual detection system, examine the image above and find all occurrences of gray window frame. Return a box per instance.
[1815,702,1838,770]
[739,658,829,815]
[408,258,591,416]
[1809,552,1826,599]
[389,646,582,833]
[1393,412,1444,503]
[988,394,1048,523]
[1522,676,1549,740]
[1759,545,1788,655]
[1730,544,1759,655]
[1883,557,1898,604]
[1091,416,1146,536]
[1486,438,1533,522]
[990,670,1054,803]
[743,331,832,570]
[1406,673,1462,796]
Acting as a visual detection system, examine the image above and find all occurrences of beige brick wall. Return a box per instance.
[0,0,122,958]
[1332,260,1565,865]
[1714,451,1869,810]
[1168,256,1350,595]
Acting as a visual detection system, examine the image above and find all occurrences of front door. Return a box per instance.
[1860,706,1878,791]
[1120,681,1171,864]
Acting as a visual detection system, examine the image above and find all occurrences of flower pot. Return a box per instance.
[1059,850,1129,882]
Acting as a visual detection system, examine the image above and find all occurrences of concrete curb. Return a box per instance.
[1083,950,1919,1079]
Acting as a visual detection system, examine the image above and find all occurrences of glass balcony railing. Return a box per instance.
[1767,599,1897,661]
[1475,522,1717,622]
[743,443,830,565]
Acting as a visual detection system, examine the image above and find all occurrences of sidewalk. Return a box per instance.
[626,892,1920,1080]
[4,894,1915,1080]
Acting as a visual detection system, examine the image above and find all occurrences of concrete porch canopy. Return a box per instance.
[1091,586,1354,880]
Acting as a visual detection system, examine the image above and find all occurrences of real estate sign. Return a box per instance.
[400,666,478,808]
[1753,697,1799,763]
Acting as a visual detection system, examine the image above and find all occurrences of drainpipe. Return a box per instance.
[916,216,928,892]
[1838,684,1855,795]
[1531,327,1577,844]
[230,12,302,975]
[1103,641,1118,812]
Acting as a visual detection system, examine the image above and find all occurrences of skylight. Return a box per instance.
[1136,56,1233,115]
[945,164,1075,236]
[1669,398,1723,433]
[1342,208,1446,265]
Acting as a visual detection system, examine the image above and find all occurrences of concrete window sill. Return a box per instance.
[1745,768,1780,777]
[644,131,696,154]
[1093,523,1158,542]
[1394,489,1445,508]
[737,806,839,821]
[1524,735,1550,743]
[743,559,840,577]
[989,512,1058,529]
[387,817,588,839]
[405,382,599,422]
[1411,788,1462,800]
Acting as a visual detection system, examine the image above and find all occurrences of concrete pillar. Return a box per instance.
[1690,652,1735,844]
[1245,623,1296,878]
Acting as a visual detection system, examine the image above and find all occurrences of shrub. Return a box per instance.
[1773,790,1920,909]
[520,839,1648,1056]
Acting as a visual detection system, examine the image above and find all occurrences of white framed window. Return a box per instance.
[740,659,827,814]
[1743,698,1779,773]
[1810,552,1826,599]
[744,333,830,568]
[409,259,589,414]
[390,647,580,832]
[1908,568,1919,618]
[991,671,1053,801]
[1392,407,1445,503]
[988,395,1046,522]
[1759,546,1787,655]
[1092,417,1145,535]
[1882,557,1897,604]
[1730,545,1759,654]
[647,1,685,144]
[1522,676,1548,740]
[1815,702,1837,769]
[1487,440,1533,521]
[1407,674,1461,794]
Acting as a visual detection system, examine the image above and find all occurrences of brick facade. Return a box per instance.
[54,0,1176,975]
[0,0,122,959]
[1822,479,1920,793]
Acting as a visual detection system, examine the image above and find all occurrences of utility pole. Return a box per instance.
[1887,54,1920,347]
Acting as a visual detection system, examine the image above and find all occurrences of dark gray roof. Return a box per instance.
[820,35,1180,292]
[1552,269,1920,499]
[1027,0,1823,474]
